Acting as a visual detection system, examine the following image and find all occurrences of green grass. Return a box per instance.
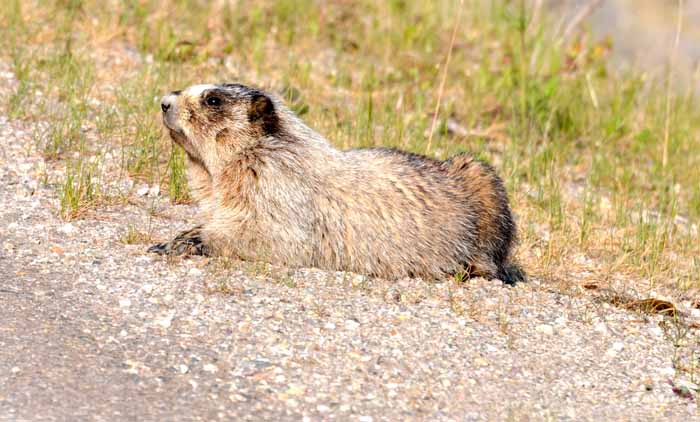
[121,224,153,245]
[59,160,100,220]
[0,0,699,292]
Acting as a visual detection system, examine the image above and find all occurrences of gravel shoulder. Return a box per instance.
[1,89,700,421]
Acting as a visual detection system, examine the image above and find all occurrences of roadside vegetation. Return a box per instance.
[1,0,698,296]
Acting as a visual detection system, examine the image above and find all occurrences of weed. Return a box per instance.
[121,224,153,245]
[167,145,190,204]
[59,161,100,220]
[7,47,32,118]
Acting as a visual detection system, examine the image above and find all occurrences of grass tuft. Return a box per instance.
[59,161,100,220]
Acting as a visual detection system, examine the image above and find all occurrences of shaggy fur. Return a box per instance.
[149,83,523,283]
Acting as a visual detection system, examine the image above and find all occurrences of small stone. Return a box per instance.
[118,298,132,308]
[594,322,608,334]
[149,185,160,196]
[155,311,175,328]
[344,319,360,330]
[660,367,676,377]
[179,364,189,374]
[474,358,489,367]
[141,284,154,294]
[188,267,203,276]
[359,416,374,422]
[351,275,367,287]
[677,379,699,392]
[59,223,76,234]
[286,385,305,396]
[11,367,20,374]
[317,404,331,413]
[137,186,149,196]
[536,324,554,335]
[611,341,624,352]
[203,363,218,373]
[323,322,336,330]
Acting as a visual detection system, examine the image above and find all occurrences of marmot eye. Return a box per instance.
[206,96,222,106]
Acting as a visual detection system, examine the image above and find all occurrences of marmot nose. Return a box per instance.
[161,94,177,113]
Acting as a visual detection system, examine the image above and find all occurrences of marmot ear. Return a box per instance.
[248,93,279,134]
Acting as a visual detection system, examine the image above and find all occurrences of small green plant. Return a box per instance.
[121,224,153,245]
[59,161,100,220]
[7,48,32,118]
[167,146,190,204]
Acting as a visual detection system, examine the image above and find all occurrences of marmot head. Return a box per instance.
[160,83,280,173]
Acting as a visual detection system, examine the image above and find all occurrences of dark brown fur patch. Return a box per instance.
[447,154,517,278]
[216,128,230,144]
[248,94,280,135]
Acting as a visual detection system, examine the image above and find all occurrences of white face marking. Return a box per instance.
[185,84,217,97]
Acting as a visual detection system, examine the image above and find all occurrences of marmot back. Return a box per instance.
[150,83,523,284]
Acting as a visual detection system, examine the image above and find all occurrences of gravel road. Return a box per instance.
[1,79,700,421]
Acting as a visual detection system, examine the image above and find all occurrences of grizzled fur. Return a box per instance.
[150,83,523,283]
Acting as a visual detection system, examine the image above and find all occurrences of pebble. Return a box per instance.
[59,223,76,234]
[344,319,360,330]
[474,358,489,367]
[650,326,663,337]
[536,324,554,335]
[202,363,218,373]
[676,380,699,391]
[155,311,175,328]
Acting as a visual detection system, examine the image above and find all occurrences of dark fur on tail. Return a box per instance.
[446,155,523,284]
[497,263,526,285]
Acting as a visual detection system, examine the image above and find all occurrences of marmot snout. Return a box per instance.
[149,83,523,284]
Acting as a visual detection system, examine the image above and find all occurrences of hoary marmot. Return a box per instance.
[149,83,523,283]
